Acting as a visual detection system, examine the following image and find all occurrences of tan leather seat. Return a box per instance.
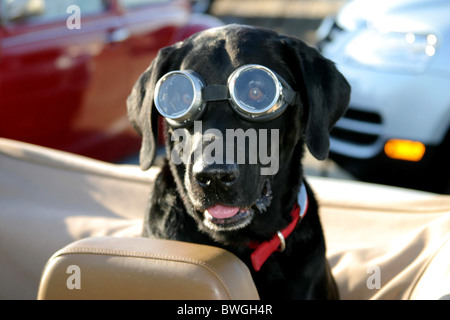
[37,237,259,300]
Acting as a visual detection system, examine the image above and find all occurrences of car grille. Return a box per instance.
[331,108,383,146]
[344,108,382,124]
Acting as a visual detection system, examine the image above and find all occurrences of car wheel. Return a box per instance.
[427,128,450,194]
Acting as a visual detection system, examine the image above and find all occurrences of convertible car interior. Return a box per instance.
[0,138,449,300]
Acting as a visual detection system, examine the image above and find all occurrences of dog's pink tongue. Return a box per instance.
[206,205,240,219]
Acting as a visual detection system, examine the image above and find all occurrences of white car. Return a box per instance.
[317,0,450,193]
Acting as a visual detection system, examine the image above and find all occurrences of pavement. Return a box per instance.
[210,0,347,44]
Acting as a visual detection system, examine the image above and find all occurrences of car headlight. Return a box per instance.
[344,26,438,73]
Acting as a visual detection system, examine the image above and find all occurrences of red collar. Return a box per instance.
[249,183,309,271]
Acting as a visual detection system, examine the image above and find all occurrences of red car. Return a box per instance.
[0,0,222,161]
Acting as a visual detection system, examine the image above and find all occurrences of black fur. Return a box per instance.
[127,25,350,299]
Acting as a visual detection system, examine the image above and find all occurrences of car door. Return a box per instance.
[0,0,134,160]
[116,0,192,146]
[117,0,190,92]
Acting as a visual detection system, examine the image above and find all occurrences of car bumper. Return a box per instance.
[329,64,450,160]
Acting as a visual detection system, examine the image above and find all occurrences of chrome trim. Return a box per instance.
[154,70,206,126]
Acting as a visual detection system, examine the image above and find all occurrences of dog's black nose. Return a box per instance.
[194,163,239,188]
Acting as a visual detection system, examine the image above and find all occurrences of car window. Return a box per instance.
[0,0,109,25]
[118,0,169,10]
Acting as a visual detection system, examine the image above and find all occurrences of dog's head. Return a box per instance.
[127,25,350,244]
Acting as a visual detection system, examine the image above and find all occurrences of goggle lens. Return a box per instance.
[156,73,195,119]
[232,68,278,113]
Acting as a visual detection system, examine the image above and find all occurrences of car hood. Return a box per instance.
[337,0,450,35]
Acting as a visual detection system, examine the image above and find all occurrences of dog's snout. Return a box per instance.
[194,164,239,188]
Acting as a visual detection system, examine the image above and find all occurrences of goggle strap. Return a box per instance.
[283,88,300,106]
[202,85,230,102]
[202,85,299,105]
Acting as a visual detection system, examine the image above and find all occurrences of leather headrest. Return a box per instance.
[37,236,259,300]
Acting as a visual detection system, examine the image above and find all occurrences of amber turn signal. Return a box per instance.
[384,139,426,162]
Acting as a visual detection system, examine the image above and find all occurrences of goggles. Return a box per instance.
[154,64,299,126]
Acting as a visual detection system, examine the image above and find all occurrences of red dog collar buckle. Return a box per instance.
[249,183,308,271]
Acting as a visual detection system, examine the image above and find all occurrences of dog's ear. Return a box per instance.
[127,46,176,170]
[282,37,351,160]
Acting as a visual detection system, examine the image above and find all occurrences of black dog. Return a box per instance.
[127,24,350,299]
